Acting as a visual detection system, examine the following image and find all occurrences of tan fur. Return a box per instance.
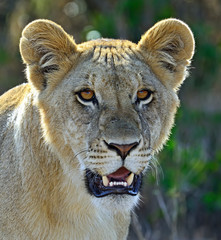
[0,19,194,239]
[0,84,31,114]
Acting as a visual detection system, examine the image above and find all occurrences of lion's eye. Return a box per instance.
[137,90,148,100]
[137,90,151,100]
[136,89,153,105]
[78,89,95,101]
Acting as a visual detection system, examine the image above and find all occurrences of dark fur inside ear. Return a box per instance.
[39,53,54,66]
[39,53,60,74]
[160,61,176,72]
[41,65,59,74]
[40,65,59,89]
[41,64,59,89]
[161,38,183,55]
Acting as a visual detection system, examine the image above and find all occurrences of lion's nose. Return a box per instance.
[107,142,139,160]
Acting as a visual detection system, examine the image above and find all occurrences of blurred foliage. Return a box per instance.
[0,0,221,239]
[142,108,221,239]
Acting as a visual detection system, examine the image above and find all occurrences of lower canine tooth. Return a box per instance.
[126,173,134,186]
[102,176,109,187]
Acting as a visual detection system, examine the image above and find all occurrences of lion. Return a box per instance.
[0,18,194,239]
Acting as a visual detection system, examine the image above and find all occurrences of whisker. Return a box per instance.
[73,148,88,160]
[149,156,163,184]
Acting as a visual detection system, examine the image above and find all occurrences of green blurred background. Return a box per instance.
[0,0,221,239]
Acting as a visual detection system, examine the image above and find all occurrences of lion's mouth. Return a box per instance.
[85,167,142,197]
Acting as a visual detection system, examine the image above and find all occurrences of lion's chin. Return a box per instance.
[85,167,142,198]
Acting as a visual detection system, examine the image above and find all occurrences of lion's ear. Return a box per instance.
[20,19,77,90]
[137,18,195,90]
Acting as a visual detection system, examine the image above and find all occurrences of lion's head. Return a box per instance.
[19,19,194,209]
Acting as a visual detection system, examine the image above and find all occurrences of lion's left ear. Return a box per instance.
[137,18,195,90]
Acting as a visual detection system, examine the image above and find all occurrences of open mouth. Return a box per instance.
[85,167,142,197]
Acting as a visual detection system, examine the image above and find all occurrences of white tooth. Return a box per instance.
[124,182,128,187]
[114,181,117,186]
[126,173,134,186]
[109,182,113,187]
[102,176,109,187]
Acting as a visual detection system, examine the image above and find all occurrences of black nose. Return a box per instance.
[107,142,139,160]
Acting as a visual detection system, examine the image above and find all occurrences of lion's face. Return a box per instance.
[19,19,194,208]
[36,40,178,206]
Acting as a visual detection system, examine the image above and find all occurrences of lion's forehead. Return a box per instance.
[92,45,138,68]
[68,44,155,93]
[78,39,147,70]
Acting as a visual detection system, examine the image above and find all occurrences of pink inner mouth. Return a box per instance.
[107,167,130,181]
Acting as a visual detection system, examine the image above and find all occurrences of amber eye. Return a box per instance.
[137,89,150,100]
[78,89,95,101]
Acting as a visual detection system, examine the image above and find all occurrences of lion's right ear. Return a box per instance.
[20,19,77,90]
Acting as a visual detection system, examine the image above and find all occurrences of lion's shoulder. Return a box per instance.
[0,83,31,115]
